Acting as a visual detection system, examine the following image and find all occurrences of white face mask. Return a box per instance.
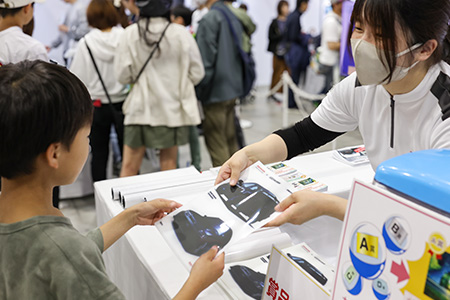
[351,39,422,85]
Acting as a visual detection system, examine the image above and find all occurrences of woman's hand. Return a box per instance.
[215,149,255,186]
[132,199,181,226]
[215,134,288,186]
[265,190,347,227]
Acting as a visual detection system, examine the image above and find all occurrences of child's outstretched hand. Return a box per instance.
[174,246,225,300]
[132,199,181,226]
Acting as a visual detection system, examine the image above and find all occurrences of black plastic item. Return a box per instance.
[172,210,233,256]
[216,180,279,227]
[287,253,328,286]
[229,265,265,300]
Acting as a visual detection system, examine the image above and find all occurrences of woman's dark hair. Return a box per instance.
[87,0,119,30]
[0,61,94,179]
[277,0,288,16]
[349,0,450,83]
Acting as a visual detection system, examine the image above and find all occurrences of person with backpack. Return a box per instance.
[195,0,247,167]
[114,0,204,176]
[284,0,311,109]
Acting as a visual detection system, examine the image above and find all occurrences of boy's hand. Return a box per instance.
[173,247,225,300]
[188,247,225,292]
[132,199,181,226]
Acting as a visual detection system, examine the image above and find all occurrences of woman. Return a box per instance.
[267,0,290,101]
[216,0,450,227]
[71,0,128,182]
[114,0,204,176]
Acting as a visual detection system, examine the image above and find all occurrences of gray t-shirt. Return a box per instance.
[0,216,125,300]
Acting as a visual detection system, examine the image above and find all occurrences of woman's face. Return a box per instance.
[351,20,414,65]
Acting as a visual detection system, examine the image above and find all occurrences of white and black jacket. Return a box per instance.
[275,61,450,170]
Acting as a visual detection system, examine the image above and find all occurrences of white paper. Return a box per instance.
[156,161,292,269]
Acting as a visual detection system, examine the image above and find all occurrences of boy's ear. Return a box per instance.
[45,143,63,169]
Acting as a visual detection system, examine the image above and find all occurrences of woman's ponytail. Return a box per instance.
[444,25,450,64]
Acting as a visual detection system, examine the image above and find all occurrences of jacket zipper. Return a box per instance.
[390,95,395,148]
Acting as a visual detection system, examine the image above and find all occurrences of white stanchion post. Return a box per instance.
[282,71,289,128]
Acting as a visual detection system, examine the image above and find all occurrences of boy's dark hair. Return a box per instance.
[349,0,450,83]
[0,7,22,17]
[171,5,193,26]
[0,60,94,179]
[87,0,119,30]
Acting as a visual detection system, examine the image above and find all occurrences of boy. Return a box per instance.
[0,0,48,64]
[0,61,224,299]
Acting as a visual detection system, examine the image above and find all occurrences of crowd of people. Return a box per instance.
[0,0,449,299]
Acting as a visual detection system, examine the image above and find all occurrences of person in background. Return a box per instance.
[121,0,140,22]
[224,0,255,54]
[284,0,311,109]
[0,60,224,300]
[70,0,128,182]
[46,0,90,66]
[0,0,48,64]
[0,0,53,204]
[239,3,247,11]
[170,4,203,171]
[115,0,204,176]
[215,0,450,229]
[191,0,209,35]
[318,0,343,94]
[195,0,245,167]
[171,4,193,27]
[267,0,290,103]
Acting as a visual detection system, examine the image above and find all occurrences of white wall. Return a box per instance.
[33,0,329,86]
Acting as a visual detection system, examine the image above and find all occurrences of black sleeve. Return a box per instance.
[274,116,345,160]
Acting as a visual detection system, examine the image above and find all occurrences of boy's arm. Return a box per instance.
[173,247,225,300]
[99,199,180,252]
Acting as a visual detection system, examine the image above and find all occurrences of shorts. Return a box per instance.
[124,125,189,149]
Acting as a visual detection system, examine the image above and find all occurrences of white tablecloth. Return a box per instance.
[94,151,375,299]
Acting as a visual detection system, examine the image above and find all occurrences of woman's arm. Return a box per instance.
[216,134,288,185]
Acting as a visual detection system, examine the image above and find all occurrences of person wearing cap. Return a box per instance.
[318,0,343,94]
[0,0,48,65]
[114,0,204,176]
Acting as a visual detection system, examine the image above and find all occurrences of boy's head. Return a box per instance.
[170,5,193,27]
[0,60,93,180]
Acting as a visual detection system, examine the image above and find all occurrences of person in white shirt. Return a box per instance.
[115,0,204,176]
[318,0,343,94]
[0,0,48,65]
[191,0,209,35]
[70,0,128,182]
[215,0,450,227]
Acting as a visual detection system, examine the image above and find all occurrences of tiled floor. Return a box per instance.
[61,87,363,234]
